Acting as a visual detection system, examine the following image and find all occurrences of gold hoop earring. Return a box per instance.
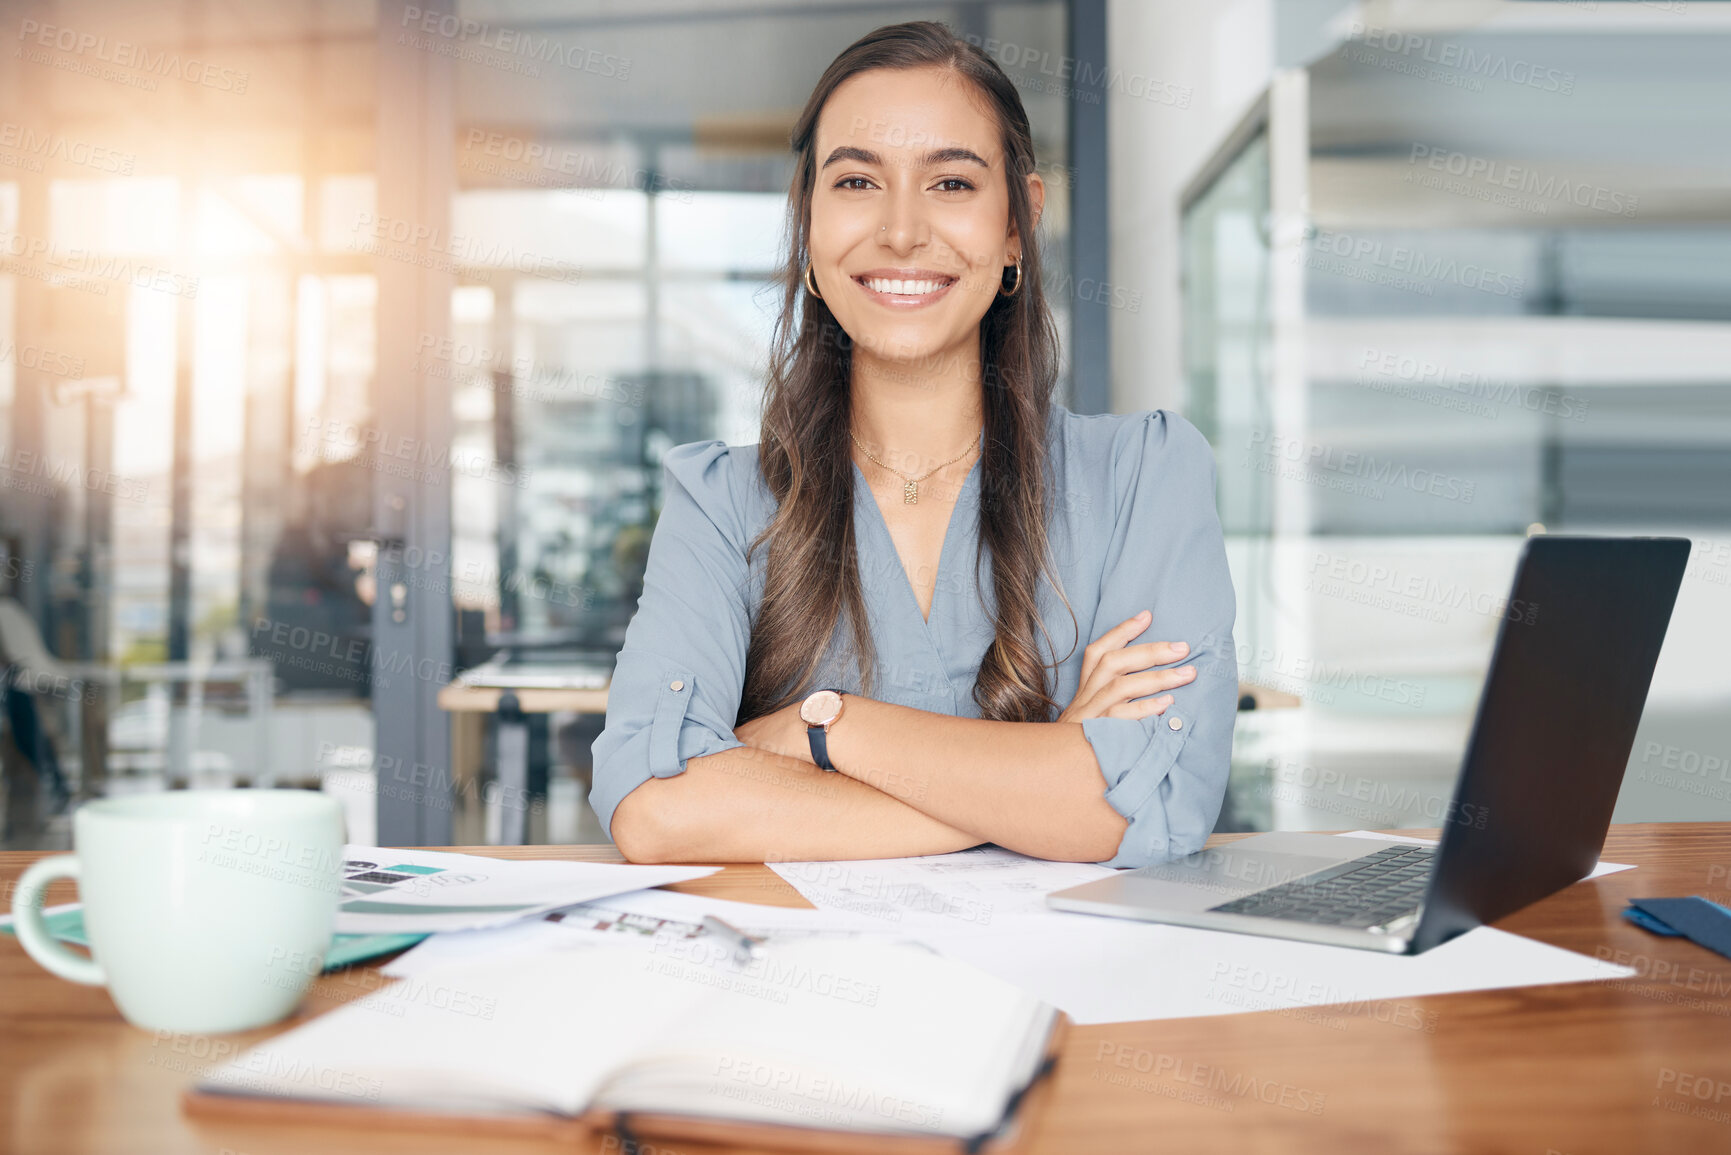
[999,255,1023,298]
[803,261,823,299]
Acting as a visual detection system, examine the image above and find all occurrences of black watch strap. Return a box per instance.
[805,687,844,772]
[807,724,834,771]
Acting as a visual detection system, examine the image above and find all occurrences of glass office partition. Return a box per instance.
[1185,16,1731,835]
[1182,132,1272,537]
[0,1,1077,850]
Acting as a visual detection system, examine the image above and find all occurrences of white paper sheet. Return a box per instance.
[334,845,717,933]
[763,833,1639,1025]
[768,844,1115,930]
[382,833,1640,1022]
[907,909,1636,1026]
[381,885,915,978]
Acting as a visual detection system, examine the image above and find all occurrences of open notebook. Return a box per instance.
[187,933,1062,1152]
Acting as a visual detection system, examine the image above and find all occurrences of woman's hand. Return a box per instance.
[733,700,817,765]
[1057,609,1196,724]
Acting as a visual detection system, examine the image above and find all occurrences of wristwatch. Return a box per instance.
[798,688,847,771]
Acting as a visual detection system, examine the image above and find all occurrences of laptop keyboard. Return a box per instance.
[1207,845,1435,930]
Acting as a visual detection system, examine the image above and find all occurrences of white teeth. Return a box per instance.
[863,277,949,296]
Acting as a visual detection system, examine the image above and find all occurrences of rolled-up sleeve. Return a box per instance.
[1079,411,1238,869]
[589,440,752,839]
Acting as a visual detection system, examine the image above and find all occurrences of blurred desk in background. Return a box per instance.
[437,664,612,845]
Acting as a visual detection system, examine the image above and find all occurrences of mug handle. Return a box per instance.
[12,855,106,986]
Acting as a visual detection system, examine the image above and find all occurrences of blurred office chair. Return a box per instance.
[0,597,73,830]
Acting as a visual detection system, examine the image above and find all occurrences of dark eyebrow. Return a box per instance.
[821,145,989,171]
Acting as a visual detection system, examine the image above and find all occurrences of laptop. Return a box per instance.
[1047,535,1690,954]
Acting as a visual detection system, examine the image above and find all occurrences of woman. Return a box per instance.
[592,20,1237,869]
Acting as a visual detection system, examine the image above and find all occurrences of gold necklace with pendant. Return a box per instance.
[850,431,981,504]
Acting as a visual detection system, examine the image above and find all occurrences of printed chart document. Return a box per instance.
[191,934,1061,1149]
[333,846,716,934]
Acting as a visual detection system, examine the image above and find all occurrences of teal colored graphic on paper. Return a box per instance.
[2,907,424,972]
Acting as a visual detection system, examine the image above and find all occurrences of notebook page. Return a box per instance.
[196,936,710,1116]
[594,937,1052,1138]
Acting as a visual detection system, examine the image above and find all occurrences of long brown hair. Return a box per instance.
[738,19,1075,725]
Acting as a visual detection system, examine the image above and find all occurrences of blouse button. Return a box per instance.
[669,680,684,692]
[1167,715,1183,731]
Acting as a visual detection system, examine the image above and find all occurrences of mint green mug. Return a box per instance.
[10,789,345,1033]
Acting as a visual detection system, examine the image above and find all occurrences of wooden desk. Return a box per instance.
[4,824,1730,1154]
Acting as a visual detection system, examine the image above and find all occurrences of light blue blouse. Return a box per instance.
[589,405,1239,869]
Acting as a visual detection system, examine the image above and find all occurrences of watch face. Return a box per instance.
[800,689,844,727]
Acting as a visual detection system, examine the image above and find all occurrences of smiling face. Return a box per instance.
[808,64,1041,378]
